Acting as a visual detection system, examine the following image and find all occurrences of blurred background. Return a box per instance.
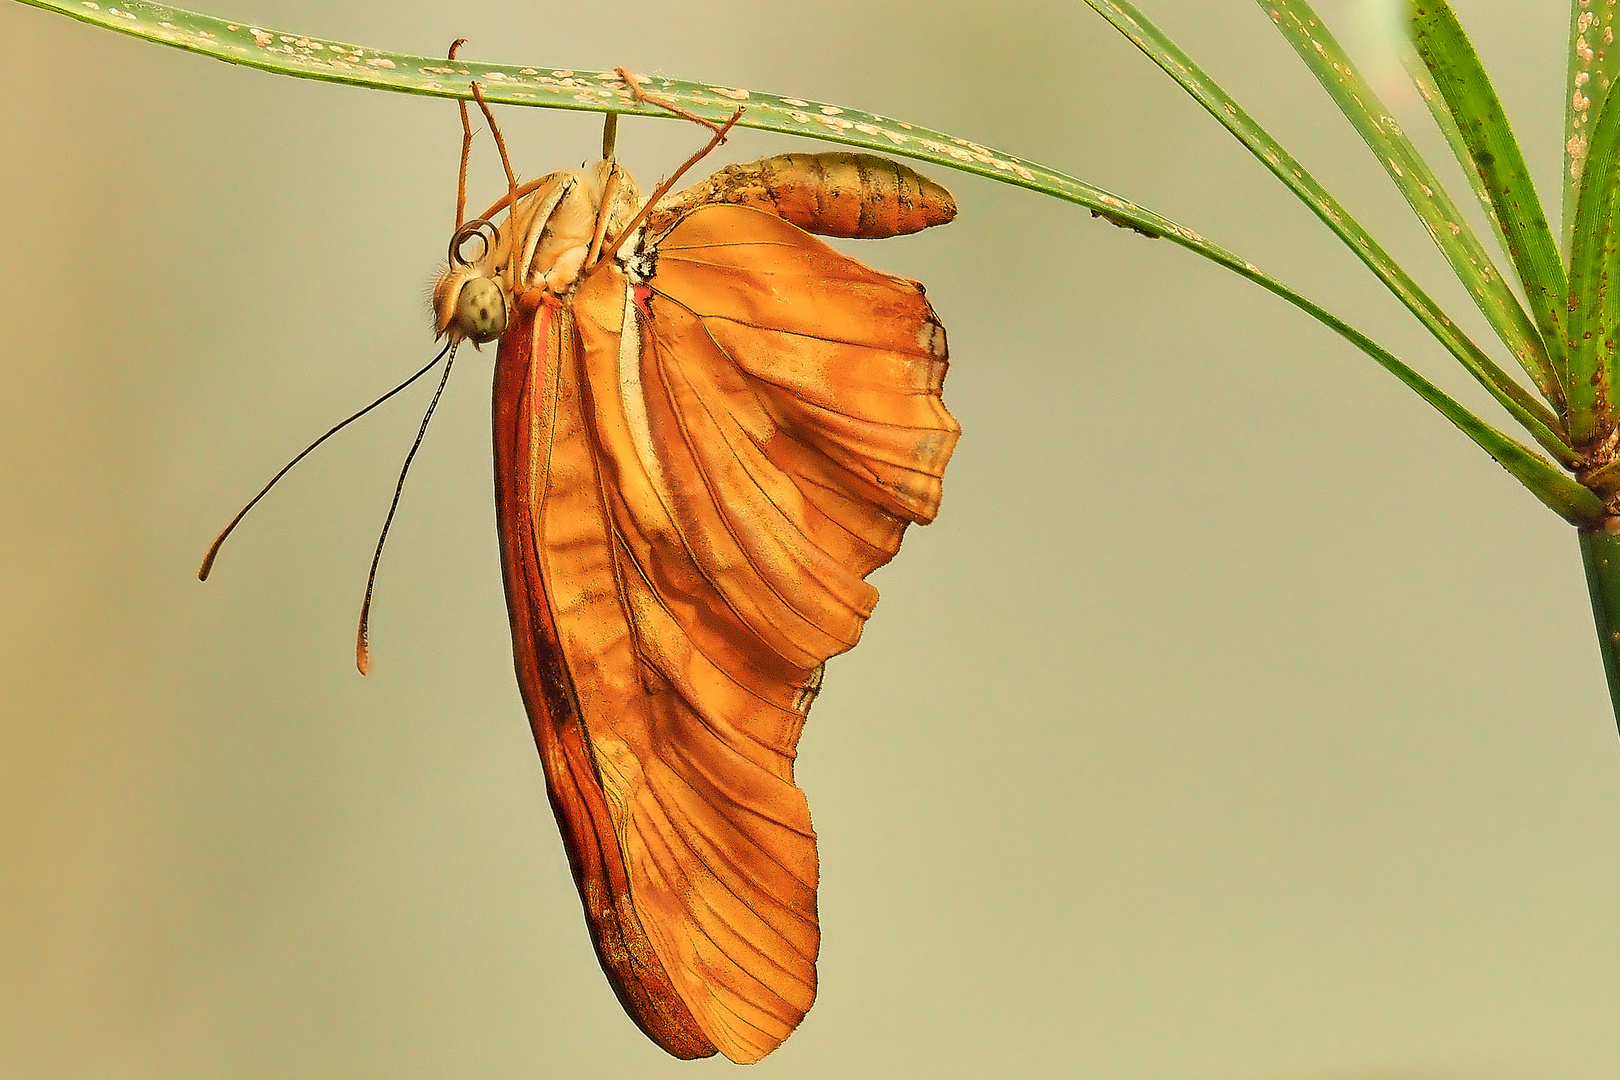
[3,1,1617,1077]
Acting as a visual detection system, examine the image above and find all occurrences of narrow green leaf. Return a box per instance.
[1566,77,1620,452]
[1607,197,1620,445]
[1411,1,1572,418]
[1403,58,1516,292]
[1565,1,1620,257]
[1281,318,1602,526]
[1084,0,1575,469]
[1266,0,1562,412]
[0,2,1232,274]
[5,0,1041,194]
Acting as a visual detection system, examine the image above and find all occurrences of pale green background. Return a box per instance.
[3,1,1617,1077]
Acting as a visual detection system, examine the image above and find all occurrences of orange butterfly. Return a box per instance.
[430,84,959,1061]
[207,75,958,1063]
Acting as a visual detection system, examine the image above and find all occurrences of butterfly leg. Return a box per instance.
[469,81,523,289]
[615,67,732,136]
[583,166,624,271]
[594,107,743,267]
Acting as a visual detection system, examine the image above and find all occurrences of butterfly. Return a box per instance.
[207,76,959,1063]
[430,85,961,1060]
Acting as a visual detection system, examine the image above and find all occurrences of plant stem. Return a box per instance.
[1579,523,1620,731]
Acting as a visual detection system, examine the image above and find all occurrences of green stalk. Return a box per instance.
[1579,524,1620,732]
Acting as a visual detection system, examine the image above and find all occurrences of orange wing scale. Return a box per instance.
[494,189,957,1063]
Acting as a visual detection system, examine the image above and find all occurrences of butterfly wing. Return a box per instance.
[494,204,957,1063]
[492,292,721,1060]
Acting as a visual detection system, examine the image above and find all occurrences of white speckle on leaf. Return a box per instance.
[819,105,843,115]
[710,86,748,100]
[367,57,396,69]
[781,98,809,107]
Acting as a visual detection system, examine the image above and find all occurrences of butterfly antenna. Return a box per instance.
[198,343,453,582]
[355,346,459,675]
[449,38,473,230]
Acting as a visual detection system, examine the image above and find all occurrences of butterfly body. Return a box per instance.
[437,151,958,1062]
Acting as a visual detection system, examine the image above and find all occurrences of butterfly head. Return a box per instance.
[433,217,510,347]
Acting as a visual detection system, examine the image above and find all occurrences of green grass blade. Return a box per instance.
[1273,321,1601,525]
[1266,0,1561,411]
[1411,2,1572,418]
[1566,78,1620,454]
[1403,57,1517,289]
[1083,0,1573,468]
[0,0,1028,190]
[1565,1,1620,257]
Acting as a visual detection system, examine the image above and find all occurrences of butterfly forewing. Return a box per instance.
[489,158,957,1064]
[492,295,720,1060]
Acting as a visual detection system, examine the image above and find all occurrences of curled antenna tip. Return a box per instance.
[356,626,371,676]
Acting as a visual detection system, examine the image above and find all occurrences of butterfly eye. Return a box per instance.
[449,218,500,268]
[454,276,508,343]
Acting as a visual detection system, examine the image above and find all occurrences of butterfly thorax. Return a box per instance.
[433,159,642,347]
